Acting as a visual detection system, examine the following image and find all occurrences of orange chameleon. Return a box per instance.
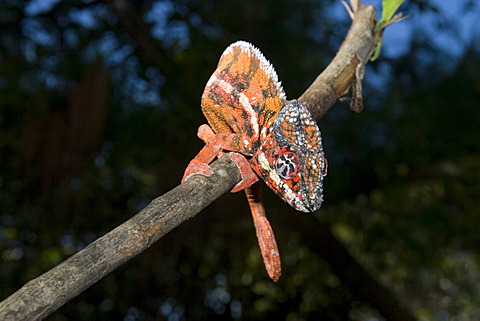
[182,41,327,281]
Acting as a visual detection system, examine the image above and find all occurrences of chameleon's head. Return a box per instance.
[252,100,327,213]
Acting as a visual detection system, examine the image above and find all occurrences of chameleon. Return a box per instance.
[182,41,327,281]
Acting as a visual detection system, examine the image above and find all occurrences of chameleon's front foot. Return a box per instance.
[181,159,214,183]
[181,124,218,183]
[181,123,258,191]
[182,152,259,193]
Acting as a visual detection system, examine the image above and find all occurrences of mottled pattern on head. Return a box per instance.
[252,100,327,212]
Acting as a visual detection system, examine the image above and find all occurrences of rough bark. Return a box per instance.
[0,4,415,321]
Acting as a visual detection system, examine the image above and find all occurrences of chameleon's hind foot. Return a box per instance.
[228,152,259,193]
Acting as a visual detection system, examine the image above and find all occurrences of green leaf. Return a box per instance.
[371,0,406,60]
[381,0,405,23]
[375,0,406,34]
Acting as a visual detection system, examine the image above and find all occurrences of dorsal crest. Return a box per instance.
[219,41,286,102]
[201,41,286,141]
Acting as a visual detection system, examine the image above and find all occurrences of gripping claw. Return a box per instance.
[181,160,214,183]
[228,153,259,193]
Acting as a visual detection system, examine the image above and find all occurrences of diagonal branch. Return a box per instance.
[0,156,241,321]
[0,4,410,321]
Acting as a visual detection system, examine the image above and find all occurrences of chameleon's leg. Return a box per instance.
[181,143,217,183]
[181,125,219,183]
[197,124,215,143]
[183,124,258,191]
[228,153,259,192]
[197,124,253,156]
[244,182,281,282]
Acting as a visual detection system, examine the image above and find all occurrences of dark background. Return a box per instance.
[1,0,480,320]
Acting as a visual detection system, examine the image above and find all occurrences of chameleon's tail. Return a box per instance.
[244,183,281,282]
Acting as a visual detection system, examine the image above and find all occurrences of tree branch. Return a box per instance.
[0,4,410,321]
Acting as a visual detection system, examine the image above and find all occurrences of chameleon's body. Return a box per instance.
[182,41,327,281]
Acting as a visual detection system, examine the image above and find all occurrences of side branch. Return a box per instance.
[299,5,376,119]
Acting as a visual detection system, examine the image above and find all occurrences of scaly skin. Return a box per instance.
[182,41,327,281]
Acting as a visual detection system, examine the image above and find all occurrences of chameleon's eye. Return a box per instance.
[274,150,300,179]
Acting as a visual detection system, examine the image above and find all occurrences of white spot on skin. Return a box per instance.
[260,127,270,140]
[238,92,259,138]
[216,79,260,138]
[258,152,282,186]
[218,78,234,94]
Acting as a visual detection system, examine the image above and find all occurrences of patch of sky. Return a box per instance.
[69,7,100,29]
[100,299,114,311]
[364,62,394,98]
[22,40,37,63]
[202,25,223,41]
[145,1,175,40]
[322,0,479,95]
[80,32,163,108]
[382,0,480,67]
[230,300,242,319]
[125,69,163,107]
[325,0,478,63]
[83,31,134,67]
[22,19,57,47]
[145,1,190,49]
[36,69,64,90]
[99,32,164,107]
[24,0,62,16]
[63,28,80,48]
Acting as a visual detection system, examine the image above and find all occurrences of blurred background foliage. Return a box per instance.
[1,0,480,320]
